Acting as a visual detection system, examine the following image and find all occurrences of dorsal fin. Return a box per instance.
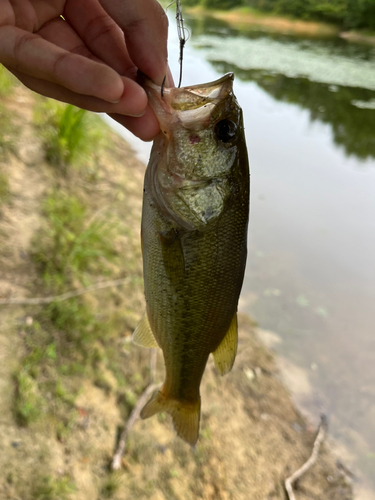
[212,313,238,375]
[132,312,159,348]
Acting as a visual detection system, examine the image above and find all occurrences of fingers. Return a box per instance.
[63,0,133,75]
[109,107,160,141]
[100,0,169,85]
[38,17,99,61]
[10,69,147,117]
[0,25,127,103]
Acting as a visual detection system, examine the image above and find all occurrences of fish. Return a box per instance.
[133,73,250,446]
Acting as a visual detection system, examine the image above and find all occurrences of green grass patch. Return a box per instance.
[0,103,18,158]
[14,369,44,426]
[34,99,107,173]
[0,64,16,97]
[13,318,78,432]
[100,473,122,499]
[31,474,75,500]
[0,171,10,205]
[32,190,118,288]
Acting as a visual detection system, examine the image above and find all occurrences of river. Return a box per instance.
[107,10,375,497]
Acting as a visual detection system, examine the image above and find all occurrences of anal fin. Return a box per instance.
[132,312,159,348]
[212,313,238,375]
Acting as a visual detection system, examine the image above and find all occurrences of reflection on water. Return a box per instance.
[186,14,375,161]
[212,62,375,160]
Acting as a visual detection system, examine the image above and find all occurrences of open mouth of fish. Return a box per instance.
[143,72,236,131]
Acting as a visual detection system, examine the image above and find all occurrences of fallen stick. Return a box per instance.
[112,349,159,471]
[0,278,131,305]
[285,415,328,500]
[112,382,159,471]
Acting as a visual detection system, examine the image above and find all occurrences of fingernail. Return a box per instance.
[107,99,120,104]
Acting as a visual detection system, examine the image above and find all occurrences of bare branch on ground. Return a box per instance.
[0,278,132,305]
[112,349,159,471]
[285,415,328,500]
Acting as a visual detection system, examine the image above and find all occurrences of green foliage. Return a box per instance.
[202,0,243,8]
[34,100,106,172]
[0,104,18,158]
[31,474,75,500]
[13,319,78,431]
[0,64,15,97]
[0,171,10,205]
[189,0,375,30]
[100,474,122,499]
[14,370,44,426]
[32,190,117,288]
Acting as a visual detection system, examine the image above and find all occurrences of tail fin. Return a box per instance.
[140,389,200,446]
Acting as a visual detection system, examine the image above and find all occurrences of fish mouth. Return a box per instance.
[142,73,235,127]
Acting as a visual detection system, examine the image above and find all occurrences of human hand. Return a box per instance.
[0,0,169,140]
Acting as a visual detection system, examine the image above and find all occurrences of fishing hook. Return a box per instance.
[161,75,166,98]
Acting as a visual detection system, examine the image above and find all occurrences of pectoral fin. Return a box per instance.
[132,312,159,348]
[212,313,238,375]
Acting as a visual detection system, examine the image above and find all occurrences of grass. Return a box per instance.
[32,190,118,289]
[0,64,16,97]
[31,474,75,500]
[0,171,10,205]
[34,99,107,173]
[100,473,122,499]
[0,104,18,158]
[14,369,44,426]
[13,318,78,430]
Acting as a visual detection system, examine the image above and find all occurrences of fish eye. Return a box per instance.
[214,119,237,143]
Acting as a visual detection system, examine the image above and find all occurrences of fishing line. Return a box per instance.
[176,0,187,88]
[163,0,190,95]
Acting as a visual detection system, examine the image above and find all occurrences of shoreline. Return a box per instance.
[185,5,375,45]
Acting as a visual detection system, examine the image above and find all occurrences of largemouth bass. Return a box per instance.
[133,73,250,445]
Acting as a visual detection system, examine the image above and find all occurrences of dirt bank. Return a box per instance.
[0,74,353,499]
[186,6,375,45]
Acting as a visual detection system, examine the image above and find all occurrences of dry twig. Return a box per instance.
[112,349,159,471]
[285,415,328,500]
[0,278,131,305]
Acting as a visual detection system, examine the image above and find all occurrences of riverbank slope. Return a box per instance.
[186,5,375,44]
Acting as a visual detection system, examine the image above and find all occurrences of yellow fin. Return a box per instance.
[132,312,159,348]
[212,313,238,375]
[140,390,200,446]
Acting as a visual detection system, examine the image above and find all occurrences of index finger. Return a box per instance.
[0,25,126,103]
[99,0,169,85]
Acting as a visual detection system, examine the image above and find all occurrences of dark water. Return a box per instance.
[113,12,375,496]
